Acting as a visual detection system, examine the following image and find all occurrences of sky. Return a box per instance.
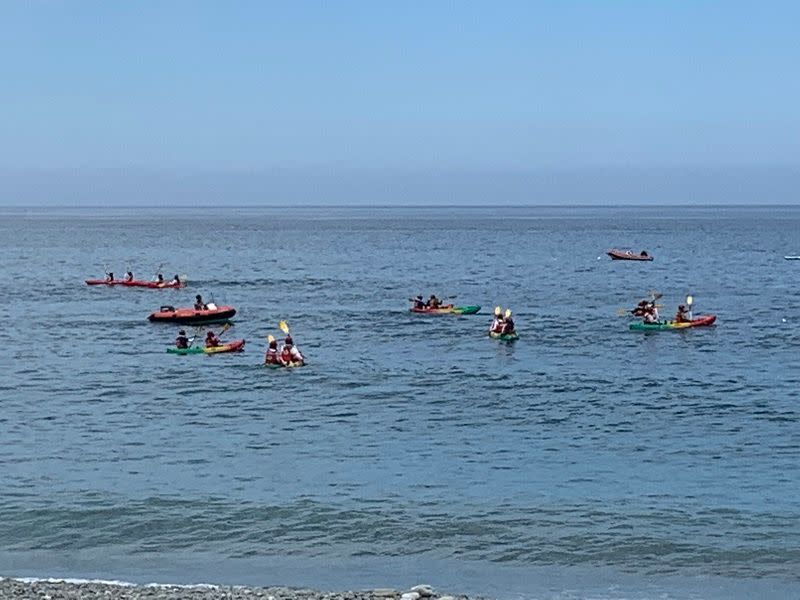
[1,1,799,205]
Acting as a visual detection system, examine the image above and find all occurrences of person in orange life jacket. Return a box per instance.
[124,271,134,282]
[412,295,425,310]
[175,330,189,349]
[194,294,207,310]
[205,330,221,348]
[501,309,515,334]
[674,304,690,323]
[105,272,114,282]
[280,336,304,365]
[264,338,279,365]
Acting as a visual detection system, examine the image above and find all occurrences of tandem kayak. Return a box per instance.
[607,249,653,261]
[409,305,481,315]
[264,361,305,368]
[629,315,716,331]
[86,279,183,288]
[167,339,245,355]
[148,305,236,324]
[489,330,519,341]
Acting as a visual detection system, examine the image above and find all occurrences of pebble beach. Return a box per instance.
[0,580,471,600]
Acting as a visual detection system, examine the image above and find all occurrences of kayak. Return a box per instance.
[264,361,305,368]
[629,315,716,331]
[409,305,481,315]
[607,249,653,261]
[167,339,245,355]
[86,279,183,288]
[785,256,800,260]
[148,305,236,324]
[489,330,519,341]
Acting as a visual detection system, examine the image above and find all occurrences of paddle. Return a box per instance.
[279,320,290,335]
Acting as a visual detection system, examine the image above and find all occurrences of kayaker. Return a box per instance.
[490,307,505,333]
[412,295,425,310]
[124,271,134,282]
[643,305,658,324]
[264,338,280,365]
[155,273,164,284]
[674,304,690,323]
[170,274,181,286]
[205,330,221,348]
[501,309,515,334]
[427,294,443,308]
[194,294,207,310]
[280,336,305,366]
[175,330,190,349]
[631,300,648,317]
[640,250,649,257]
[105,272,114,282]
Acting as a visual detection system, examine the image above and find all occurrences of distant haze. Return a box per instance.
[1,2,798,205]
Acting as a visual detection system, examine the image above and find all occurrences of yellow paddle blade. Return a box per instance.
[686,294,693,306]
[617,308,628,316]
[504,308,512,318]
[279,320,290,334]
[494,306,501,316]
[267,334,275,343]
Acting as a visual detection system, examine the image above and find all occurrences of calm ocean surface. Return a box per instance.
[1,206,799,600]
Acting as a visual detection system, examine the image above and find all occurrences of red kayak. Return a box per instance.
[148,304,236,324]
[86,279,183,288]
[607,249,653,261]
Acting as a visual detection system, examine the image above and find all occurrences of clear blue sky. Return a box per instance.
[2,1,799,204]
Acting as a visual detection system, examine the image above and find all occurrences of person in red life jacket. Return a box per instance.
[175,330,189,349]
[490,307,505,333]
[205,330,221,348]
[124,271,134,282]
[674,304,690,323]
[501,309,515,334]
[264,337,279,365]
[105,272,114,282]
[279,336,305,366]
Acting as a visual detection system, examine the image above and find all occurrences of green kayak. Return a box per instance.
[489,330,519,341]
[629,315,716,332]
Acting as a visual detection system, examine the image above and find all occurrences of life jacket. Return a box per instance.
[265,348,279,364]
[206,335,220,348]
[280,348,293,363]
[491,318,504,332]
[502,318,515,333]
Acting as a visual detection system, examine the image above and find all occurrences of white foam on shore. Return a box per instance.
[2,576,221,590]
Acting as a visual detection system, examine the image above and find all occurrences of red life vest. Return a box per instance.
[265,348,279,364]
[280,348,293,363]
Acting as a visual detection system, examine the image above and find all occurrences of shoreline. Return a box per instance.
[0,578,476,600]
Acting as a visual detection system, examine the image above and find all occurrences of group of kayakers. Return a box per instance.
[104,270,182,286]
[264,334,305,366]
[630,294,693,324]
[490,307,516,336]
[411,294,445,309]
